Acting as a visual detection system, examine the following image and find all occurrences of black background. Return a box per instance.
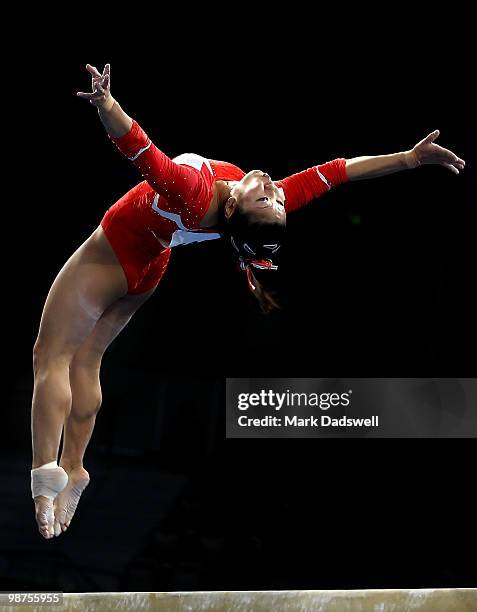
[2,15,476,592]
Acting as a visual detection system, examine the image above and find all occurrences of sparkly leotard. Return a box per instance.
[100,120,348,293]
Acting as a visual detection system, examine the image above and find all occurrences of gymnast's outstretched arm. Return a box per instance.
[344,130,465,180]
[77,64,203,204]
[278,132,465,214]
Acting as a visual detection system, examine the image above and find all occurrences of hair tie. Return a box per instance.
[238,257,279,292]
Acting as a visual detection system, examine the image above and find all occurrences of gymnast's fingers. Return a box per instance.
[442,163,459,174]
[77,91,95,100]
[86,64,102,78]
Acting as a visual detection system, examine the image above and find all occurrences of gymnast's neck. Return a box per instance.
[200,180,234,228]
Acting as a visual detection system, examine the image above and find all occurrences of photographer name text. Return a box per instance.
[237,415,379,428]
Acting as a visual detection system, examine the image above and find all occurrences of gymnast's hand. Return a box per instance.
[77,64,114,112]
[410,130,466,174]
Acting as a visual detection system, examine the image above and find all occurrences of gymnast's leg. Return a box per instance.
[52,288,156,536]
[31,226,128,539]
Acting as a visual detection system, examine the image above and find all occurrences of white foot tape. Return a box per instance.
[31,462,68,499]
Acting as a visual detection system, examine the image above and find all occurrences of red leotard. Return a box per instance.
[100,120,348,294]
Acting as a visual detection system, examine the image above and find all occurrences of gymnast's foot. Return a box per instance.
[53,465,90,537]
[35,496,55,540]
[32,464,69,540]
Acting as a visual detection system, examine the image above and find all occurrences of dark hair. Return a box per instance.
[220,209,285,314]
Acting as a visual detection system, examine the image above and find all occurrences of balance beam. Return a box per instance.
[5,588,477,611]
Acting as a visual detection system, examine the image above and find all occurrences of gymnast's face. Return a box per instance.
[226,170,286,225]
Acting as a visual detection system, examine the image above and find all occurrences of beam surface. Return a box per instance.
[4,588,477,612]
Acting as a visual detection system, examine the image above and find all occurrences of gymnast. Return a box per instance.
[31,64,465,539]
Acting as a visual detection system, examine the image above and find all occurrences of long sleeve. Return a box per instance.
[277,158,349,214]
[110,120,204,207]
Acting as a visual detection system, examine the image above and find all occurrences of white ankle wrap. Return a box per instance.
[31,462,68,499]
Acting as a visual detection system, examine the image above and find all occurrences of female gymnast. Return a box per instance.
[31,64,465,539]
